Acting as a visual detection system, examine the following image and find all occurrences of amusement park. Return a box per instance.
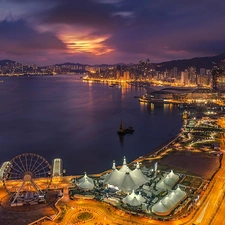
[0,153,52,207]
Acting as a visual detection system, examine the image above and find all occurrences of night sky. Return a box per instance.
[0,0,225,65]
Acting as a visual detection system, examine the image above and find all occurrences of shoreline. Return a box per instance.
[146,133,180,157]
[82,131,183,178]
[117,130,183,172]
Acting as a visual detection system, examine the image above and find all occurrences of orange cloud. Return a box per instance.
[59,32,114,56]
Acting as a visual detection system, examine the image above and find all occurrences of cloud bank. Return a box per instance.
[0,0,224,65]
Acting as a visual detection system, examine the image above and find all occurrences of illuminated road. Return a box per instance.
[52,187,158,225]
[58,199,154,225]
[178,154,225,225]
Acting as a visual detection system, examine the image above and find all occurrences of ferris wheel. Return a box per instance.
[3,153,52,205]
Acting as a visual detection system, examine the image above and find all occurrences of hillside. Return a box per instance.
[1,52,225,72]
[0,59,18,66]
[154,52,225,72]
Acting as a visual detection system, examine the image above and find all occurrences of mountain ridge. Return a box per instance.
[154,52,225,72]
[1,52,225,71]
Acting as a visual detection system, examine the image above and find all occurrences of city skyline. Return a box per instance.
[0,0,225,66]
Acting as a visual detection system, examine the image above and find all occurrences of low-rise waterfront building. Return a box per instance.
[152,186,187,216]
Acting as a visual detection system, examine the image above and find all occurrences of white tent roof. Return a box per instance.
[123,190,145,206]
[114,172,137,192]
[173,186,186,199]
[152,187,186,216]
[137,192,146,202]
[79,172,93,183]
[103,169,121,185]
[103,161,122,185]
[103,158,148,192]
[119,156,131,173]
[78,172,94,190]
[78,179,94,190]
[156,170,179,190]
[130,162,148,186]
[164,170,179,186]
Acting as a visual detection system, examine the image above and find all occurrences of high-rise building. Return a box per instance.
[170,67,178,78]
[212,61,225,91]
[187,67,197,85]
[123,71,130,80]
[116,70,121,80]
[181,70,189,85]
[197,74,209,86]
[138,59,151,78]
[200,68,206,75]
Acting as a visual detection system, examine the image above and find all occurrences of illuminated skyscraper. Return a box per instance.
[212,61,225,91]
[181,70,189,85]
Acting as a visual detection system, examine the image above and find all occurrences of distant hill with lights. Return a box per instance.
[153,52,225,72]
[0,52,225,72]
[0,59,19,66]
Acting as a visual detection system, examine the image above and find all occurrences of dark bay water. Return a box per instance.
[0,75,183,175]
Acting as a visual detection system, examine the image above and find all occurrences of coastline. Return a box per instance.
[146,133,181,157]
[126,118,221,181]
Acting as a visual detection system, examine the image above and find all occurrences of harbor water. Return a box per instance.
[0,75,183,175]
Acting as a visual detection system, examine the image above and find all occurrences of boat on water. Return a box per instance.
[138,94,151,103]
[117,121,134,135]
[109,83,122,88]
